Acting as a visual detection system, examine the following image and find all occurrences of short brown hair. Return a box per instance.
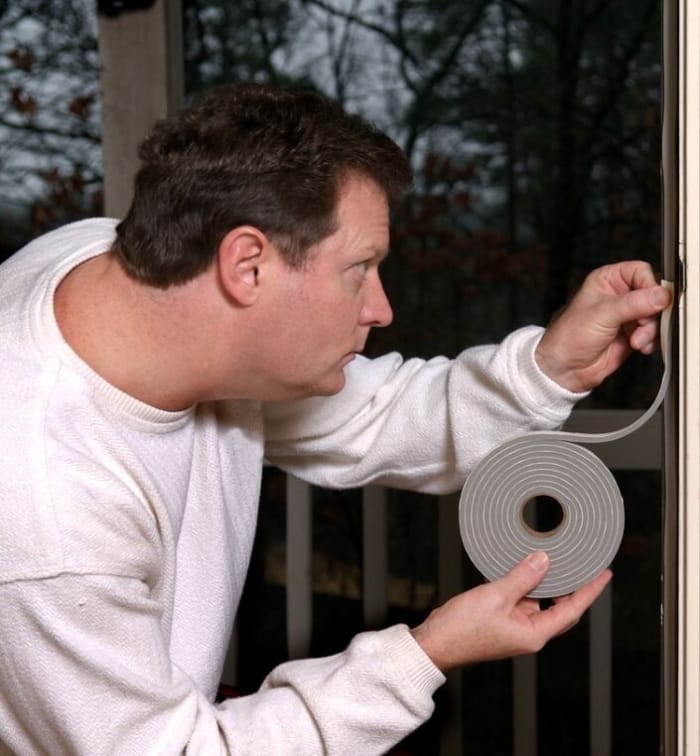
[113,82,412,287]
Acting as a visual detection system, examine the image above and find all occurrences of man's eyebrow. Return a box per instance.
[373,246,390,262]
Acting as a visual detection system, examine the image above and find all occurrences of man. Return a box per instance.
[0,82,670,754]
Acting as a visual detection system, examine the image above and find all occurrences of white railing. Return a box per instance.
[222,408,662,756]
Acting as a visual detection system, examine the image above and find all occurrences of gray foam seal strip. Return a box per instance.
[458,281,674,598]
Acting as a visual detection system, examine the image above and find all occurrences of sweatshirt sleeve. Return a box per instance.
[0,574,443,756]
[262,326,587,494]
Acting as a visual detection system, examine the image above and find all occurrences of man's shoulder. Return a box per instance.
[0,217,118,280]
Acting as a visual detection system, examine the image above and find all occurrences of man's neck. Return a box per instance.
[53,252,218,411]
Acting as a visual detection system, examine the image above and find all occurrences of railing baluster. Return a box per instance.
[286,475,313,659]
[589,582,612,756]
[362,486,388,628]
[220,621,238,687]
[513,655,537,756]
[439,493,464,756]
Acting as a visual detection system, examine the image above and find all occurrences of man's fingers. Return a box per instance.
[596,260,659,293]
[628,320,660,352]
[531,569,612,637]
[496,551,550,603]
[604,285,671,332]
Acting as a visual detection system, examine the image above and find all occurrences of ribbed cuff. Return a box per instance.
[377,624,445,701]
[509,326,588,425]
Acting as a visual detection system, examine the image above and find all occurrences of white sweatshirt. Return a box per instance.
[0,219,582,755]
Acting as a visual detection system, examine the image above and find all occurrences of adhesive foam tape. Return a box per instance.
[458,281,674,598]
[459,436,624,598]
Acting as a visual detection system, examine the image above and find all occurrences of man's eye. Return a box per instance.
[355,260,371,275]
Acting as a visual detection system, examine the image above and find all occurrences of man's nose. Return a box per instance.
[362,274,393,328]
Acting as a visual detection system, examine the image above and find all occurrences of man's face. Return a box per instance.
[256,174,393,399]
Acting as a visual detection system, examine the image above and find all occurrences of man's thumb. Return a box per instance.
[499,551,550,599]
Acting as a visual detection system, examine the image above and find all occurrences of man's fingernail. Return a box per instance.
[652,288,669,307]
[527,551,549,570]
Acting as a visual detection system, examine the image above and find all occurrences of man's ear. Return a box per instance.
[216,226,268,306]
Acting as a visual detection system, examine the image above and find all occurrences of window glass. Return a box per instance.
[0,0,102,259]
[184,3,664,753]
[0,2,666,752]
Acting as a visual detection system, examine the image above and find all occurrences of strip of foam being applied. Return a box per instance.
[458,281,674,598]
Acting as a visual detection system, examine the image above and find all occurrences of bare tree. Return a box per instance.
[0,0,101,250]
[2,0,661,356]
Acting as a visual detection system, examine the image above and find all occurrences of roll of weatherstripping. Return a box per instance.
[459,435,625,598]
[458,282,674,598]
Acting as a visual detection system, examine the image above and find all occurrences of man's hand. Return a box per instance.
[535,261,672,393]
[410,552,611,672]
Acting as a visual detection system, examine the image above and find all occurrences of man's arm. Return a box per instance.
[0,561,600,756]
[263,260,669,494]
[263,325,581,494]
[0,573,438,756]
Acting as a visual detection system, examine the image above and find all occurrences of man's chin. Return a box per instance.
[314,371,347,396]
[299,368,348,398]
[274,369,348,401]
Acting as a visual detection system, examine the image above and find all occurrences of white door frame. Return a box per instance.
[678,0,700,751]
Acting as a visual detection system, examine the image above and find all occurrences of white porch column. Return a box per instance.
[97,0,184,218]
